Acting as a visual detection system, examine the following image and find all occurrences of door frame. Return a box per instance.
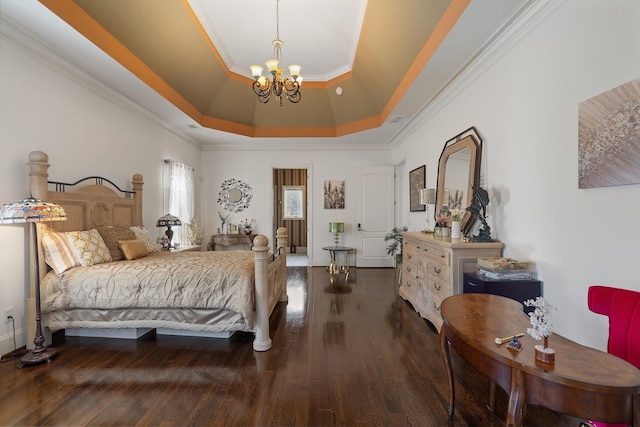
[270,163,313,264]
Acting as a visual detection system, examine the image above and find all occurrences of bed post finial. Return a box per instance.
[28,151,49,201]
[26,151,51,349]
[275,227,288,303]
[252,234,271,351]
[132,174,144,226]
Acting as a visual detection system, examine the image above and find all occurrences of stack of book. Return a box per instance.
[477,257,533,280]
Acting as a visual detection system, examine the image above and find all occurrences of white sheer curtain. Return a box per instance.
[166,160,194,246]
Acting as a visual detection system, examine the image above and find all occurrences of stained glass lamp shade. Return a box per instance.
[156,214,181,249]
[0,196,67,368]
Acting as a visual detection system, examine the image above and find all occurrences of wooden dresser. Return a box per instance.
[400,232,503,331]
[207,234,256,251]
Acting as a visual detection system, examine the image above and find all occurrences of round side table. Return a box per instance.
[322,246,353,283]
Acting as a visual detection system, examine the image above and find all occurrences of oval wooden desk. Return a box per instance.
[440,293,640,426]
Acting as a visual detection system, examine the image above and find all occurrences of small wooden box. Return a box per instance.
[477,257,529,271]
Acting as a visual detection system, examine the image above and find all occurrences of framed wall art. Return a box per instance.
[324,180,345,209]
[409,165,426,212]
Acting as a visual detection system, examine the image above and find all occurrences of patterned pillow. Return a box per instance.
[66,229,112,266]
[130,226,160,253]
[118,239,149,260]
[97,226,136,261]
[41,232,79,275]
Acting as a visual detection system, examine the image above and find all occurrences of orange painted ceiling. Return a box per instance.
[1,0,530,147]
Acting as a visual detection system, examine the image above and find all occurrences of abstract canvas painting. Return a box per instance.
[578,78,640,189]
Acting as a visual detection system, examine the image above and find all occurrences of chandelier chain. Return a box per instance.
[275,0,280,40]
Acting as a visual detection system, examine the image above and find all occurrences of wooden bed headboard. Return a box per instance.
[28,151,144,232]
[25,151,145,345]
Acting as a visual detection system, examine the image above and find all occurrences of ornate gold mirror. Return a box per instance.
[435,128,482,234]
[218,179,252,212]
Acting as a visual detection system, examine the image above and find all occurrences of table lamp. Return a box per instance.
[420,188,436,230]
[156,214,181,249]
[0,195,67,368]
[329,222,344,246]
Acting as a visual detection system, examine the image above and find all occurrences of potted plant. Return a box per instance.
[385,226,408,267]
[524,297,556,364]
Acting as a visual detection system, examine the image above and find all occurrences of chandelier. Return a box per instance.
[250,0,302,106]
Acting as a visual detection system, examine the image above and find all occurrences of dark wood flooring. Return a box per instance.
[0,267,583,426]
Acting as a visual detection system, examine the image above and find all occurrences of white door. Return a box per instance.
[356,166,395,267]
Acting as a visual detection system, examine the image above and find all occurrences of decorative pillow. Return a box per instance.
[118,239,149,260]
[97,226,136,261]
[130,226,160,253]
[66,229,112,266]
[41,232,79,275]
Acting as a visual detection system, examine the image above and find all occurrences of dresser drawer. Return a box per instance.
[404,261,418,281]
[430,276,451,300]
[402,275,418,296]
[427,261,450,282]
[430,292,444,321]
[421,245,450,266]
[404,245,419,264]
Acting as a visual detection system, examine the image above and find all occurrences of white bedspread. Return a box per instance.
[41,250,256,329]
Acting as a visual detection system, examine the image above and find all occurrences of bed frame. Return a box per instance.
[26,151,288,351]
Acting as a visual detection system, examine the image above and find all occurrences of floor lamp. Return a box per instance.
[0,196,67,368]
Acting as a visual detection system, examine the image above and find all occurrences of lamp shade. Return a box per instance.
[329,222,344,233]
[419,188,436,205]
[156,214,181,227]
[0,196,67,223]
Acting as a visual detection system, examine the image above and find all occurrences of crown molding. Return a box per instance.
[390,0,568,149]
[0,13,203,150]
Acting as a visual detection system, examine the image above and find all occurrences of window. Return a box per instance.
[283,186,305,220]
[163,160,195,245]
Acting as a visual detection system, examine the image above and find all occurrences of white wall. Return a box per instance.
[0,36,202,354]
[393,0,640,351]
[1,0,638,356]
[200,148,390,266]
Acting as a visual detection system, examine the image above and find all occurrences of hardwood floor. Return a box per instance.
[0,267,583,426]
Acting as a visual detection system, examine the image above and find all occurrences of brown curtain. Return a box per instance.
[273,168,307,249]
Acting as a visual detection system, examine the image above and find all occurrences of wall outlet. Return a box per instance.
[3,307,13,323]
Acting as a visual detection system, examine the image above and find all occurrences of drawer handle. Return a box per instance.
[433,283,441,291]
[440,254,446,259]
[406,282,411,287]
[433,266,441,274]
[433,302,441,312]
[467,281,478,287]
[407,266,412,272]
[407,254,412,260]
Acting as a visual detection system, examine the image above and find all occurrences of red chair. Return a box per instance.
[581,285,640,427]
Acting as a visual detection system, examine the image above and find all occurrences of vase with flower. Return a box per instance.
[450,208,465,239]
[218,211,230,234]
[524,297,556,364]
[241,218,255,235]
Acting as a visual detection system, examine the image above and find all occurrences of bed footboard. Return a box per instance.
[252,228,288,351]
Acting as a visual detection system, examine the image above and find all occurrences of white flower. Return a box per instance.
[524,297,555,341]
[450,208,465,221]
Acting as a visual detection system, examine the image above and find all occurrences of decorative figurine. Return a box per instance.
[506,335,523,352]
